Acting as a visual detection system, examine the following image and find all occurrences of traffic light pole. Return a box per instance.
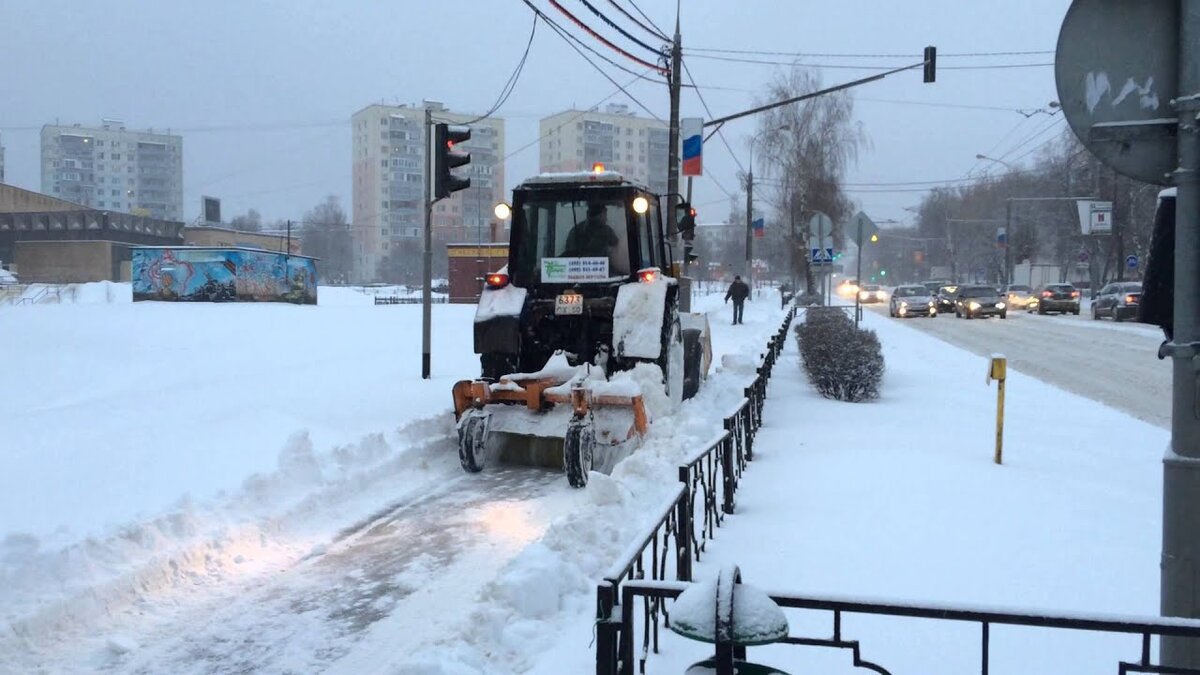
[666,15,684,310]
[422,107,434,380]
[855,217,863,328]
[1162,3,1200,666]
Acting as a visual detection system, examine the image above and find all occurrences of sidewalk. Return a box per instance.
[648,309,1167,674]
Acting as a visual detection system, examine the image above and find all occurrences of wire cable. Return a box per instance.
[681,52,1053,70]
[605,0,667,40]
[624,0,667,39]
[520,0,663,119]
[575,0,665,57]
[547,0,669,74]
[519,0,667,86]
[460,15,539,125]
[684,47,1054,59]
[681,60,745,176]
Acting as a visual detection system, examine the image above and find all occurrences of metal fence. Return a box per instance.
[373,296,447,305]
[596,305,796,675]
[610,578,1200,675]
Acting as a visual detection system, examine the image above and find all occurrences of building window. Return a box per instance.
[382,200,389,209]
[381,159,388,168]
[112,153,120,160]
[98,201,105,207]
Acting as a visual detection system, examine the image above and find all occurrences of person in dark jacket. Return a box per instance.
[725,275,750,325]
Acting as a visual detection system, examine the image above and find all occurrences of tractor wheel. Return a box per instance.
[656,302,684,409]
[563,417,595,488]
[682,328,704,401]
[457,410,489,473]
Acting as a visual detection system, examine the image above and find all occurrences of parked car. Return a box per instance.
[935,284,959,313]
[954,285,1007,319]
[1092,282,1142,321]
[858,284,886,304]
[1036,283,1081,315]
[888,285,937,318]
[1003,284,1038,311]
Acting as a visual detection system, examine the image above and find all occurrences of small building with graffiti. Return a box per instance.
[132,246,317,304]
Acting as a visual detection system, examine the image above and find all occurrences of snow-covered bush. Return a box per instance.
[794,309,884,402]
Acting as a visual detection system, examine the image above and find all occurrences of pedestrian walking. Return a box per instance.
[725,275,750,325]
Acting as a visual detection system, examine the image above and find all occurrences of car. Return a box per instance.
[858,284,886,303]
[934,284,960,313]
[1092,282,1142,321]
[838,278,860,298]
[1003,284,1038,311]
[954,285,1007,319]
[922,280,950,297]
[1036,283,1081,315]
[888,285,937,318]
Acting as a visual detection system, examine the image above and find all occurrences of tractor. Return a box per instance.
[451,169,711,487]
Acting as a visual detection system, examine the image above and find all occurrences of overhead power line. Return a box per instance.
[519,0,663,119]
[575,0,666,57]
[605,0,667,40]
[681,60,745,178]
[623,0,667,39]
[681,52,1053,70]
[547,0,669,74]
[461,14,539,125]
[684,47,1054,59]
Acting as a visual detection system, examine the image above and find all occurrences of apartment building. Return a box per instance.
[538,103,669,195]
[41,119,183,222]
[350,101,505,282]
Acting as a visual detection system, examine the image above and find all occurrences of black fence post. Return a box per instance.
[676,466,693,582]
[596,583,618,675]
[722,429,736,514]
[620,585,636,675]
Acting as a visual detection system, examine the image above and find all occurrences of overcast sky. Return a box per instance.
[0,0,1071,229]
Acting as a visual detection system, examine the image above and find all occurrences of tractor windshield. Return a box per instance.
[510,192,633,285]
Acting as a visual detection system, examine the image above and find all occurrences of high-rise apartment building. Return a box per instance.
[538,103,669,195]
[41,120,183,221]
[350,101,505,282]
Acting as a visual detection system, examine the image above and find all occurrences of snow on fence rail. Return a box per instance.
[373,296,448,305]
[596,305,796,675]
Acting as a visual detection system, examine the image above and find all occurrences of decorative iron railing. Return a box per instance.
[596,305,797,675]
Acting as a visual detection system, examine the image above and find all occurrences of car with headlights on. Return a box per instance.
[1003,284,1038,311]
[954,285,1007,319]
[858,284,886,304]
[934,284,959,313]
[1036,283,1081,315]
[1092,282,1142,321]
[888,285,937,318]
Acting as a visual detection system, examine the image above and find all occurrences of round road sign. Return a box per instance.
[1055,0,1179,185]
[1127,254,1139,269]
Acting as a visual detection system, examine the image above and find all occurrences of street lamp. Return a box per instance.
[745,124,791,288]
[975,154,1017,172]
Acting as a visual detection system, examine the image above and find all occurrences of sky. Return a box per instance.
[0,0,1072,229]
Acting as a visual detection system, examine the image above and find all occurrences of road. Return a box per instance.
[868,304,1172,429]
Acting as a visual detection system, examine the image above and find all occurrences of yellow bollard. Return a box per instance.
[987,355,1007,464]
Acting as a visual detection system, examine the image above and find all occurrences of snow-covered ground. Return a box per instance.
[2,284,1168,674]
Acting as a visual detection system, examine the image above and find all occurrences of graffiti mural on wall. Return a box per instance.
[132,248,317,304]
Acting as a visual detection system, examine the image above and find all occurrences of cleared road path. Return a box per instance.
[869,304,1172,429]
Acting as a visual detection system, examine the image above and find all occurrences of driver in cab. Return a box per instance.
[562,203,619,258]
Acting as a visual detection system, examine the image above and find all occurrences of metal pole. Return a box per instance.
[681,175,693,311]
[745,136,754,288]
[788,183,796,292]
[1004,200,1012,286]
[422,107,434,380]
[855,217,863,327]
[1162,2,1200,666]
[666,14,682,247]
[286,219,291,255]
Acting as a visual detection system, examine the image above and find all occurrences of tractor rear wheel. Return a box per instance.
[458,410,489,473]
[564,417,595,488]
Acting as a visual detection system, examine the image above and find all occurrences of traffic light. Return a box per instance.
[432,123,471,200]
[923,46,937,83]
[675,202,697,233]
[880,269,888,277]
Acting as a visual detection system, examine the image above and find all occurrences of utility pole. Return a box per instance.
[422,106,433,380]
[744,170,754,287]
[666,10,683,297]
[1004,200,1012,286]
[1162,3,1200,666]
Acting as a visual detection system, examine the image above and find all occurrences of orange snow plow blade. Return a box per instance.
[452,376,649,440]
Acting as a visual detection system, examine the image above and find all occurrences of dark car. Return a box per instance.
[888,284,937,318]
[935,284,959,313]
[1036,283,1081,315]
[954,285,1007,319]
[1092,282,1142,321]
[922,280,950,297]
[858,284,885,304]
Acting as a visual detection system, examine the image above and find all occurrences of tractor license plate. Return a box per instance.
[555,293,584,315]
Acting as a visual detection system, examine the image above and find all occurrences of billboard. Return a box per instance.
[132,247,317,304]
[202,196,221,224]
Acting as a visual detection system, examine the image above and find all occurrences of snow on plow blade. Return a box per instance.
[452,373,649,488]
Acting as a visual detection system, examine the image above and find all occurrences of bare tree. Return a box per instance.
[756,67,868,293]
[301,196,352,284]
[228,208,263,233]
